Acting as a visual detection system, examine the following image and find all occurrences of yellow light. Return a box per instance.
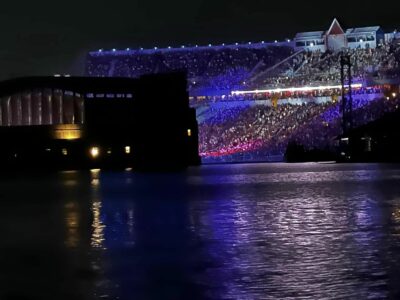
[125,146,131,154]
[392,92,397,98]
[187,129,192,137]
[90,147,100,158]
[52,124,82,140]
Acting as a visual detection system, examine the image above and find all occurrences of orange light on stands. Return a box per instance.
[187,129,192,137]
[90,147,100,158]
[125,146,131,154]
[52,124,82,140]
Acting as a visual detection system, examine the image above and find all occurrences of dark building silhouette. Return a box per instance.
[343,108,400,162]
[0,73,200,170]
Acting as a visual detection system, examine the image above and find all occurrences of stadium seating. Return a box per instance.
[87,42,400,163]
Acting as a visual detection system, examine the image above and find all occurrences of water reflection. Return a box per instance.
[2,163,400,299]
[93,172,208,300]
[186,164,400,299]
[64,201,80,248]
[90,169,105,249]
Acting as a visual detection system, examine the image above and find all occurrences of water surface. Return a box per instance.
[1,163,400,299]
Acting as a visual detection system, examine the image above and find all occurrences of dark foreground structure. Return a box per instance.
[0,73,200,170]
[342,108,400,162]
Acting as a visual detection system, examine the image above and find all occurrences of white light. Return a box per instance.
[154,47,158,50]
[62,148,68,156]
[287,39,291,42]
[359,39,363,42]
[98,49,103,52]
[235,42,239,45]
[126,48,130,51]
[181,45,185,48]
[125,146,131,154]
[222,43,225,46]
[392,92,397,97]
[195,45,198,47]
[168,46,171,49]
[140,47,144,50]
[112,48,116,52]
[64,74,70,77]
[90,147,100,158]
[310,42,314,47]
[248,42,252,45]
[208,44,212,47]
[54,74,61,77]
[231,83,363,95]
[187,129,192,137]
[274,40,278,43]
[261,41,265,43]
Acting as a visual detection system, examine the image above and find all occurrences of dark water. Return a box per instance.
[1,163,400,300]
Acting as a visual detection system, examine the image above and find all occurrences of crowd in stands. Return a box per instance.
[87,41,400,163]
[86,46,293,93]
[255,44,400,89]
[199,91,400,163]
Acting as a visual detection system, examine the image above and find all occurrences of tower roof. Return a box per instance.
[327,18,345,35]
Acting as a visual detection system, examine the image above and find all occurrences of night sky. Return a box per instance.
[1,0,399,80]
